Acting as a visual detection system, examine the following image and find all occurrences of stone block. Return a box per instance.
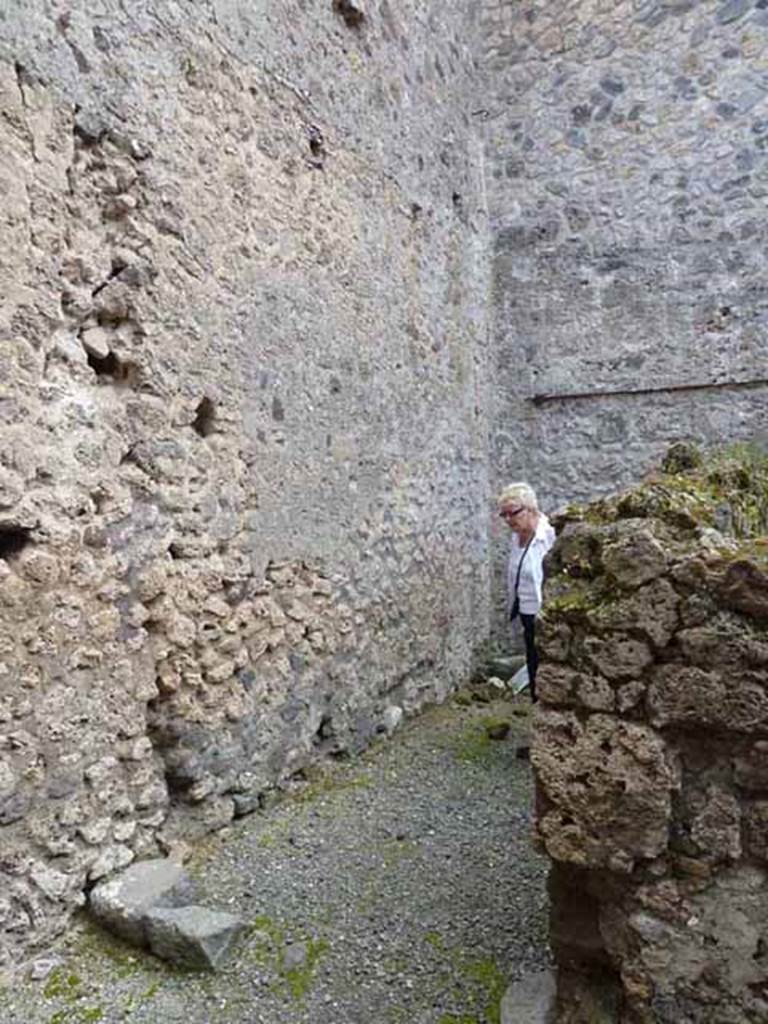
[533,711,676,871]
[601,530,667,590]
[80,326,111,360]
[500,970,556,1024]
[145,905,244,970]
[89,858,198,946]
[718,560,768,622]
[582,634,653,683]
[648,664,768,733]
[484,655,525,679]
[595,578,680,651]
[382,705,403,736]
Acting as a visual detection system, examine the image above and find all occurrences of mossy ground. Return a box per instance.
[39,966,105,1024]
[245,915,329,1001]
[450,712,526,766]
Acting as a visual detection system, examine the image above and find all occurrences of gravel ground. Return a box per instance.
[0,693,550,1024]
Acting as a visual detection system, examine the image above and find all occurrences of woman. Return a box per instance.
[498,482,556,702]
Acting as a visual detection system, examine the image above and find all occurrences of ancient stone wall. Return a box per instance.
[534,446,768,1023]
[0,0,492,961]
[481,0,768,516]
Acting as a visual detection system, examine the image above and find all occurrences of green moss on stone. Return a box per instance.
[43,969,82,1001]
[434,953,508,1024]
[46,1000,104,1024]
[724,538,768,570]
[285,767,372,806]
[563,444,768,539]
[546,444,768,630]
[74,919,165,978]
[463,957,507,1024]
[245,914,328,1003]
[282,936,329,1001]
[453,724,495,765]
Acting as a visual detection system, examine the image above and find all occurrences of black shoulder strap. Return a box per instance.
[514,533,535,599]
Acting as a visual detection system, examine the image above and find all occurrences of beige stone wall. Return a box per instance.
[533,448,768,1023]
[0,1,492,961]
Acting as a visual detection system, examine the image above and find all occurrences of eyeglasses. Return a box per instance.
[500,506,524,519]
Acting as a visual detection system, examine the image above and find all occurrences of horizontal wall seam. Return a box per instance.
[529,377,768,406]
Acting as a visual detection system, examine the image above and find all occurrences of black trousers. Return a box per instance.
[520,613,538,702]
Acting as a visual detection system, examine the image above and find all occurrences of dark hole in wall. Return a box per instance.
[0,527,31,560]
[90,490,107,514]
[72,104,105,147]
[313,714,335,746]
[308,125,324,157]
[86,350,141,387]
[192,397,216,437]
[88,350,120,376]
[333,0,365,29]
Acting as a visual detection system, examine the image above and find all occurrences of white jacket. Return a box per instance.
[506,513,556,616]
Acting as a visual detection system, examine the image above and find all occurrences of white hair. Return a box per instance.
[497,481,539,512]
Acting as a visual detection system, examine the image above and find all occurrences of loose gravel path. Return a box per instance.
[0,694,549,1024]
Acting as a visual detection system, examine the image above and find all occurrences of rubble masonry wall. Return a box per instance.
[534,449,768,1023]
[0,0,491,961]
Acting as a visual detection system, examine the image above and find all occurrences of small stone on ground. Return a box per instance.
[500,969,556,1024]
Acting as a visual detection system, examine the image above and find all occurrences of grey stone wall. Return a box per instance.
[482,0,768,520]
[0,0,492,960]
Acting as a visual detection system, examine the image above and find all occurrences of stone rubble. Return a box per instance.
[533,445,768,1023]
[144,905,244,971]
[89,857,242,970]
[89,858,198,948]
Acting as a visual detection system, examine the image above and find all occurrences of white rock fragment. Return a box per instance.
[80,326,111,360]
[383,705,404,737]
